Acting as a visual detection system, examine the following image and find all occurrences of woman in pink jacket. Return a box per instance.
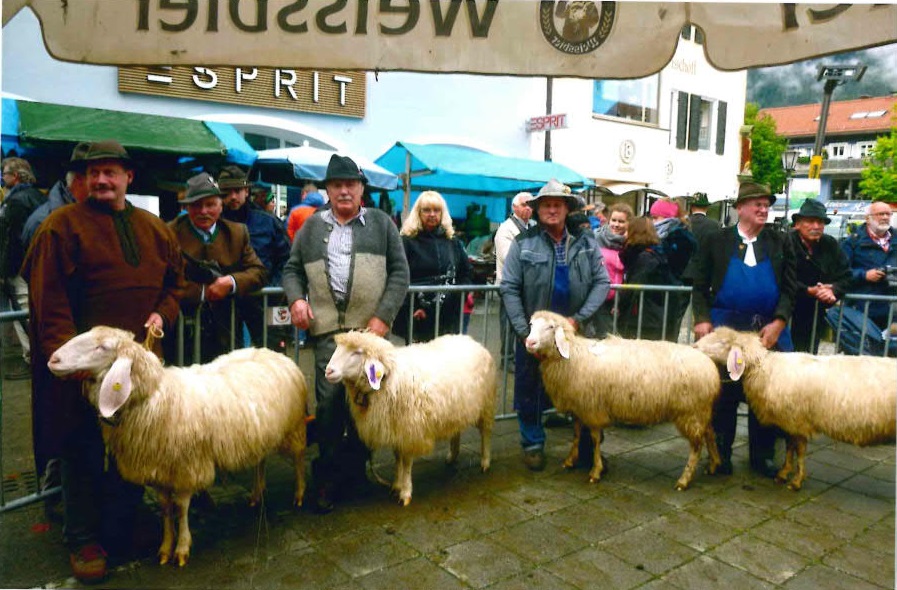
[593,202,632,336]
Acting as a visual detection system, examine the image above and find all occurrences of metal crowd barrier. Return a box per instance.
[3,284,895,512]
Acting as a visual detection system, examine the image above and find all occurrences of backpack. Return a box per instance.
[658,226,697,281]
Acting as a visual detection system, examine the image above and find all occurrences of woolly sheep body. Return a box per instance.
[525,311,721,490]
[326,332,495,506]
[695,327,896,490]
[48,327,307,566]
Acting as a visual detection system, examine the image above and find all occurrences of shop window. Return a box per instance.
[593,76,659,125]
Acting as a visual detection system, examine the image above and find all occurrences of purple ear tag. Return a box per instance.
[368,363,377,382]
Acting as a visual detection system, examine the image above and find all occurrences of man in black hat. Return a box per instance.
[22,139,186,583]
[788,198,851,353]
[219,165,290,350]
[692,181,797,478]
[282,154,409,513]
[169,172,267,363]
[687,192,721,246]
[23,142,91,249]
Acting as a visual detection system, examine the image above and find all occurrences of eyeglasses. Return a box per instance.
[870,212,891,218]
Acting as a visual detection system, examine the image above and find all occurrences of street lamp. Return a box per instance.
[810,63,866,179]
[781,149,800,229]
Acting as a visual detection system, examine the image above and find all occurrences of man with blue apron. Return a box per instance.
[692,182,797,477]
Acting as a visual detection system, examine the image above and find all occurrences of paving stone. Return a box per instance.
[385,505,479,554]
[785,499,876,541]
[316,526,419,578]
[597,525,699,575]
[543,499,636,544]
[436,538,531,589]
[661,555,775,589]
[449,492,531,534]
[686,494,775,531]
[811,486,895,521]
[750,517,848,560]
[783,564,886,590]
[356,556,468,590]
[810,447,878,471]
[495,482,580,516]
[544,545,654,589]
[823,542,896,588]
[486,518,588,564]
[707,533,806,585]
[863,461,897,483]
[486,567,580,590]
[836,473,897,501]
[850,516,897,555]
[642,511,737,553]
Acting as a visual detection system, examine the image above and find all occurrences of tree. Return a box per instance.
[860,126,897,203]
[744,103,789,193]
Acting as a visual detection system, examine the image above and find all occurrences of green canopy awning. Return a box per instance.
[15,100,240,159]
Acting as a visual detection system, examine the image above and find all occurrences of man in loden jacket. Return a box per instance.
[501,179,610,472]
[282,154,409,513]
[169,172,267,363]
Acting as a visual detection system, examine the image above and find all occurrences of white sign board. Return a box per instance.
[5,2,896,78]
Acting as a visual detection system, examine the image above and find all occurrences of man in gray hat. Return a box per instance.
[692,181,797,478]
[501,179,610,472]
[788,198,851,353]
[282,154,409,513]
[22,139,185,582]
[169,172,267,363]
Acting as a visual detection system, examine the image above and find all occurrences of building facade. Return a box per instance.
[759,95,897,201]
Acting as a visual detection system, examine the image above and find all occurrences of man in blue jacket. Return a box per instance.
[501,179,610,471]
[220,165,291,349]
[841,201,897,329]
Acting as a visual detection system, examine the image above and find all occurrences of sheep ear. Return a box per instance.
[726,347,745,381]
[98,357,133,418]
[554,327,570,360]
[365,359,385,391]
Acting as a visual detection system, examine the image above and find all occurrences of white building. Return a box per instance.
[3,10,746,219]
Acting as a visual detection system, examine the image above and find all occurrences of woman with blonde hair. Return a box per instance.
[395,191,472,342]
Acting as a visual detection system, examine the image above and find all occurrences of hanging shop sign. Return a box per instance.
[119,66,365,118]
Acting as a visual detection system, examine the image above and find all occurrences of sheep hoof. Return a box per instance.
[674,482,689,491]
[774,475,787,485]
[587,476,601,484]
[177,553,189,567]
[787,482,803,492]
[399,497,411,507]
[562,460,575,470]
[159,552,170,566]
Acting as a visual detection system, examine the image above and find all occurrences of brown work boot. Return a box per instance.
[522,449,546,471]
[69,543,108,584]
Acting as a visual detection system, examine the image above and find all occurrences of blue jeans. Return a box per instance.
[514,339,550,450]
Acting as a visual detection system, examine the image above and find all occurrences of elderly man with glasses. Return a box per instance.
[841,201,897,329]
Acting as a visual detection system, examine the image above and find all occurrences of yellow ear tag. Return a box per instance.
[113,383,122,391]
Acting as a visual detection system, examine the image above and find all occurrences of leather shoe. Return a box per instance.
[750,458,779,478]
[523,449,546,471]
[716,458,733,475]
[70,543,108,584]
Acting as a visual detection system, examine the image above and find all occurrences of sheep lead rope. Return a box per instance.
[143,324,165,351]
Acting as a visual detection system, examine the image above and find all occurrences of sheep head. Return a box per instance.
[526,311,575,360]
[326,331,395,396]
[693,327,766,381]
[48,326,145,419]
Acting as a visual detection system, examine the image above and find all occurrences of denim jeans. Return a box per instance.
[513,339,550,450]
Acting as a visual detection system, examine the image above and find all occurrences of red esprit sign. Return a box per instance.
[526,114,568,133]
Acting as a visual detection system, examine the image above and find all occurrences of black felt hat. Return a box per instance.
[323,154,367,184]
[791,198,831,225]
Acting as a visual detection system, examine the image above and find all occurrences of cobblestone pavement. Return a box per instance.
[1,309,894,589]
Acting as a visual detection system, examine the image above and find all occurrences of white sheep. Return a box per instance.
[48,326,308,567]
[694,327,897,491]
[524,310,722,490]
[324,331,496,506]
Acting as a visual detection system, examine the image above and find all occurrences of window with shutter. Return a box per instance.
[676,91,689,149]
[716,101,727,155]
